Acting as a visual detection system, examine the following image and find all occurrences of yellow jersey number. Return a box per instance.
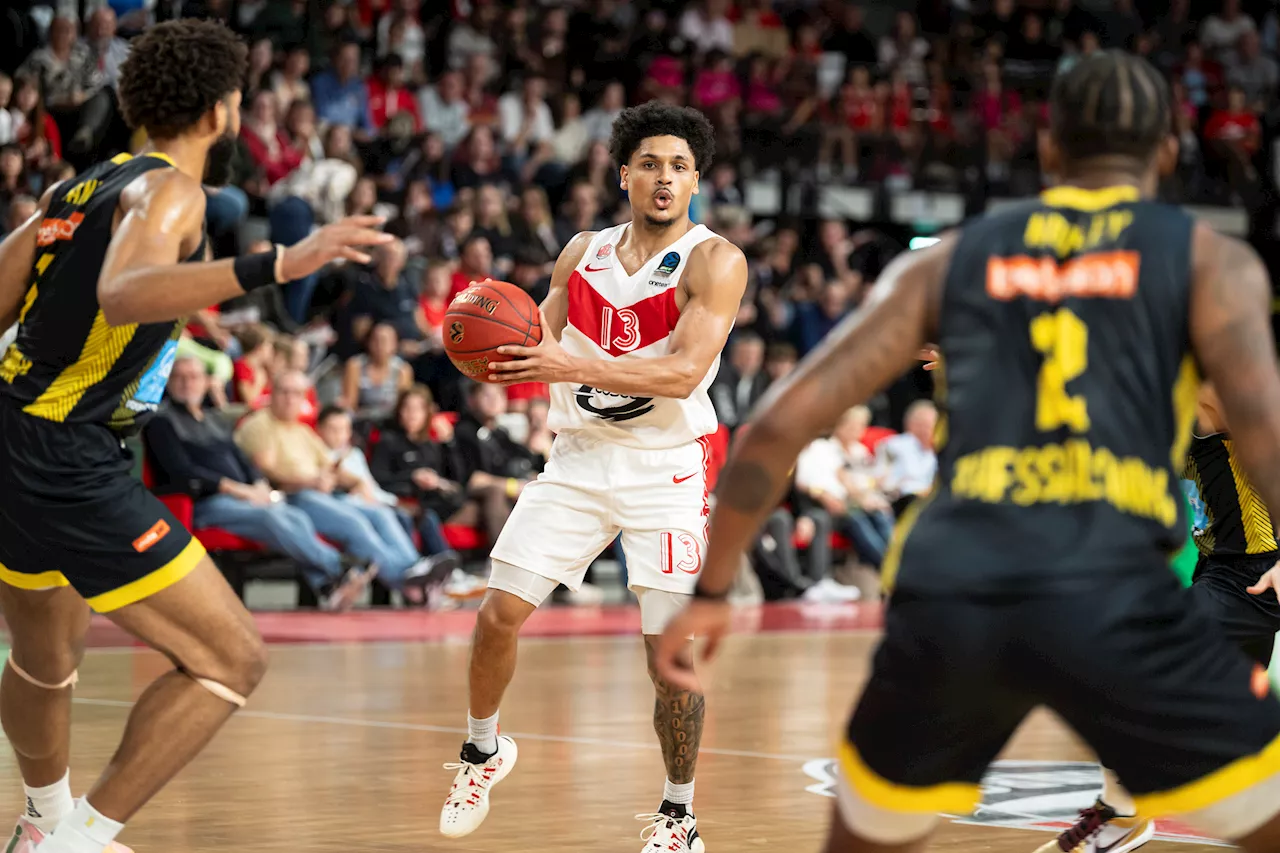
[1030,307,1090,433]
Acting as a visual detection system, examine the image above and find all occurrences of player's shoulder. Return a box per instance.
[119,164,207,223]
[687,230,747,286]
[557,230,600,270]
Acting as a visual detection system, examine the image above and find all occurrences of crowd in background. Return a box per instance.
[0,0,1266,608]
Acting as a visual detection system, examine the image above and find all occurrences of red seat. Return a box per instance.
[443,523,487,551]
[860,426,896,453]
[154,492,264,552]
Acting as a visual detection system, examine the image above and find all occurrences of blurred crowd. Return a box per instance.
[1,0,1263,608]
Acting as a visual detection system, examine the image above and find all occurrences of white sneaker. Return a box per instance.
[637,811,705,852]
[439,736,518,838]
[1031,800,1154,853]
[802,578,862,604]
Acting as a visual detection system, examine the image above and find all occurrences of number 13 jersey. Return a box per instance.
[893,185,1200,595]
[548,222,722,449]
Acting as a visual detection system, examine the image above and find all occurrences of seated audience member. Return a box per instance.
[340,322,413,422]
[145,357,374,611]
[234,370,448,602]
[796,406,896,573]
[451,382,541,543]
[271,333,319,423]
[232,324,276,405]
[371,385,467,519]
[877,399,938,514]
[753,500,841,602]
[316,405,461,574]
[710,331,769,427]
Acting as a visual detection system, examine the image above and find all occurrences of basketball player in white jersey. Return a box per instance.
[436,102,747,852]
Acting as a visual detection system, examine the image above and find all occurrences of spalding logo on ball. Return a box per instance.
[442,280,542,382]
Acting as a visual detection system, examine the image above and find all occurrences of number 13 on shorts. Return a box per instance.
[660,531,703,574]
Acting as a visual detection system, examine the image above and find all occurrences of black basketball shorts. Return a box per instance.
[841,567,1280,834]
[1190,552,1280,668]
[0,402,205,611]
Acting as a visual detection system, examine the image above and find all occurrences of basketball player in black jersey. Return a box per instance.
[1026,378,1280,853]
[0,21,389,853]
[656,50,1280,853]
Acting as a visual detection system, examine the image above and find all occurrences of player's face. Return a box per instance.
[204,89,243,187]
[620,135,699,229]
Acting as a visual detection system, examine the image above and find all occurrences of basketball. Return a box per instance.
[443,280,542,381]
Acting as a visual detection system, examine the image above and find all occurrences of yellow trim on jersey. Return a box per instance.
[839,741,981,814]
[0,562,70,590]
[1133,731,1280,817]
[1170,356,1200,471]
[110,152,132,164]
[1040,185,1142,212]
[880,492,935,595]
[23,311,138,422]
[1223,439,1277,554]
[86,537,206,613]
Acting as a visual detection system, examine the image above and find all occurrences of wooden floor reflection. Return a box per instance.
[0,614,1232,853]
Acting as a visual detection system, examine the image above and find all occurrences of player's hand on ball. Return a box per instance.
[490,310,576,384]
[279,215,395,280]
[654,599,733,694]
[1247,563,1280,596]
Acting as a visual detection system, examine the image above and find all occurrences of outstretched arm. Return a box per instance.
[1188,225,1280,519]
[98,170,391,326]
[491,238,749,399]
[694,236,950,598]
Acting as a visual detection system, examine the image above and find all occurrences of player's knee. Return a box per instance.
[6,646,82,691]
[180,630,269,701]
[476,590,532,638]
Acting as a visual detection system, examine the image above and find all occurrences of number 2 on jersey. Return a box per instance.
[1030,307,1090,433]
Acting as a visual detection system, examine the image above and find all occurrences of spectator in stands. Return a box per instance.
[791,281,850,356]
[311,41,373,137]
[452,382,540,544]
[17,16,112,161]
[11,75,61,170]
[512,185,561,267]
[498,73,555,165]
[450,233,494,299]
[555,180,609,247]
[234,370,446,600]
[878,11,929,87]
[447,4,498,71]
[473,184,517,272]
[271,45,311,111]
[711,332,769,428]
[341,237,429,359]
[1205,84,1262,194]
[84,8,129,93]
[368,53,421,132]
[232,324,275,406]
[147,357,375,611]
[317,405,460,578]
[796,405,896,574]
[341,321,413,422]
[244,37,274,99]
[4,193,36,237]
[1227,30,1278,108]
[679,0,734,58]
[240,89,305,188]
[878,399,938,514]
[419,70,471,151]
[451,125,508,191]
[370,384,469,526]
[764,342,799,383]
[1201,0,1256,61]
[0,145,32,213]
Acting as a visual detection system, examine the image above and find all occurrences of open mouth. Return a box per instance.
[654,189,673,209]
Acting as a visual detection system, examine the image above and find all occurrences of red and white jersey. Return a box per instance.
[548,222,722,449]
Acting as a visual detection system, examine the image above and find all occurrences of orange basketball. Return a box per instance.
[443,280,542,382]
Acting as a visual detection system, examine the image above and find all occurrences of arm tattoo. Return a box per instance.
[715,460,778,512]
[647,649,706,785]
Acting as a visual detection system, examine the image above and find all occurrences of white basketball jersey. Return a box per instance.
[548,222,722,449]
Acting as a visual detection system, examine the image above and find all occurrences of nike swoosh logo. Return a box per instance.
[584,264,610,272]
[673,472,698,484]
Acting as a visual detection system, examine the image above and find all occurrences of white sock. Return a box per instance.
[663,778,694,808]
[23,771,73,833]
[36,799,123,853]
[467,711,499,755]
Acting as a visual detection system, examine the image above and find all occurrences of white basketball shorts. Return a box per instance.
[489,431,713,602]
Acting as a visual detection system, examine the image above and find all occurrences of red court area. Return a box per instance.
[37,601,887,649]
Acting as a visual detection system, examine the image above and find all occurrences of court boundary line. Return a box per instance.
[69,697,828,764]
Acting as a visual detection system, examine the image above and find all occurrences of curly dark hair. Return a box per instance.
[609,101,715,172]
[1050,49,1170,165]
[118,20,247,139]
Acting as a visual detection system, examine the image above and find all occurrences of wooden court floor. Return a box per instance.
[0,604,1233,853]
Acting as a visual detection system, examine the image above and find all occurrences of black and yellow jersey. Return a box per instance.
[0,152,205,434]
[890,185,1200,594]
[1183,432,1279,557]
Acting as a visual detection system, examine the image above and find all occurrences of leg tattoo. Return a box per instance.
[646,639,705,784]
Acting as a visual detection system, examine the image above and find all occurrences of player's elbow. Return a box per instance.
[666,360,701,399]
[98,279,138,326]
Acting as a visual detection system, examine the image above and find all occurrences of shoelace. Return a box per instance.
[635,814,689,850]
[1058,806,1110,852]
[442,761,493,808]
